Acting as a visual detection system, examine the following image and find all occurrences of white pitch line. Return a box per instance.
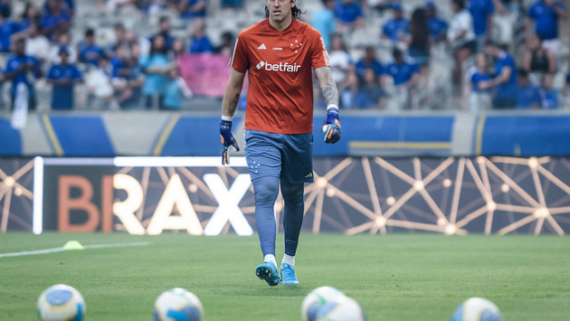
[0,241,150,259]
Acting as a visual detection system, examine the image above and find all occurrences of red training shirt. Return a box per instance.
[230,18,330,134]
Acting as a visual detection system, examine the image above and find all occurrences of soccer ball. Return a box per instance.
[315,296,367,321]
[451,297,502,321]
[153,288,204,321]
[37,284,85,321]
[301,286,346,321]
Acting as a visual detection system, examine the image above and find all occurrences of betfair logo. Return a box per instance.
[256,61,301,72]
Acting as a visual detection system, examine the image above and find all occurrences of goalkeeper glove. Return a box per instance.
[220,119,240,165]
[322,106,341,144]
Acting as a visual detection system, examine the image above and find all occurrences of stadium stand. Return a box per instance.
[0,0,567,112]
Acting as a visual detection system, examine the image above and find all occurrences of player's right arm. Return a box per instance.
[220,69,245,165]
[220,32,249,165]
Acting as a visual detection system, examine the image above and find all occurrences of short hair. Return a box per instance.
[15,38,25,45]
[321,0,334,4]
[114,23,125,31]
[85,28,95,37]
[518,68,529,78]
[452,0,465,10]
[392,47,403,59]
[485,40,507,51]
[159,16,169,23]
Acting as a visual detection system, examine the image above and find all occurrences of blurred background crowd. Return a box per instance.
[0,0,568,112]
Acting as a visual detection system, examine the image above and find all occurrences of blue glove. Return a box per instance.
[220,119,240,165]
[322,107,341,144]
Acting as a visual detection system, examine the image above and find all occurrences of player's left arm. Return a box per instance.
[315,66,341,144]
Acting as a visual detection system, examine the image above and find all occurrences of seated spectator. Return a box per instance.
[126,30,151,57]
[44,0,75,16]
[540,74,558,109]
[465,53,492,112]
[41,0,72,41]
[353,68,385,109]
[16,3,42,33]
[113,46,145,109]
[407,8,430,77]
[85,55,114,109]
[24,23,50,63]
[139,34,172,109]
[385,49,419,86]
[169,38,186,60]
[214,31,235,56]
[381,3,409,43]
[110,23,128,55]
[526,0,567,57]
[334,0,364,31]
[355,47,383,80]
[189,19,213,53]
[312,0,336,49]
[523,36,556,77]
[178,0,207,20]
[0,14,17,53]
[481,41,517,109]
[447,0,475,88]
[384,48,420,109]
[425,1,448,42]
[469,0,495,53]
[0,0,10,18]
[328,33,356,108]
[3,39,43,111]
[163,68,193,110]
[78,29,106,67]
[47,33,77,64]
[47,47,83,110]
[151,16,174,51]
[517,69,541,109]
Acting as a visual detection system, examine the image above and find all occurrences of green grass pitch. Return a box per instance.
[0,233,569,320]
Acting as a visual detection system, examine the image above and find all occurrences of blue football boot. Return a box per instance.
[255,261,280,287]
[280,263,299,285]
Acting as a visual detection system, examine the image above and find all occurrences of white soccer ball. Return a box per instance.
[153,288,204,321]
[301,286,346,321]
[451,297,502,321]
[37,284,86,321]
[315,296,368,321]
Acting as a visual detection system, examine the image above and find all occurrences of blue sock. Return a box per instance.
[252,176,280,257]
[281,180,305,257]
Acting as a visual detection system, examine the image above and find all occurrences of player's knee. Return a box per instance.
[281,182,304,203]
[253,177,279,206]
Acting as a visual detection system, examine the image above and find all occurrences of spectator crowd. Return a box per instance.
[312,0,569,110]
[0,0,568,112]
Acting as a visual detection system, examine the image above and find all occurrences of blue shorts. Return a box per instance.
[245,130,314,184]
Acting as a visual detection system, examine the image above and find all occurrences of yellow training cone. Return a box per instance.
[63,241,84,250]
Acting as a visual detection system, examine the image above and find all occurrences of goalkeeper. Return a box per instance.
[219,0,341,287]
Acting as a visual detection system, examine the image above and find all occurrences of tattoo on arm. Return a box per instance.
[316,67,339,107]
[228,93,240,116]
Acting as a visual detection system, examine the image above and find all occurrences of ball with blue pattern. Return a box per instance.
[452,297,502,321]
[314,296,367,321]
[37,284,85,321]
[153,288,204,321]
